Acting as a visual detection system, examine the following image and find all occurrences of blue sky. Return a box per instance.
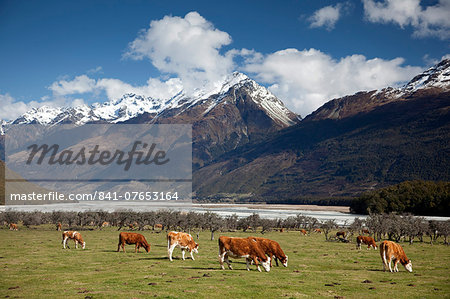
[1,0,449,120]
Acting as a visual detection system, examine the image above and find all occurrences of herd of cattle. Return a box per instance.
[8,222,413,273]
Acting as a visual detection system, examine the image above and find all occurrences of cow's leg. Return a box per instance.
[382,250,388,271]
[393,259,399,272]
[190,250,195,260]
[181,248,186,260]
[218,251,226,270]
[388,257,393,272]
[253,257,261,272]
[135,244,138,253]
[63,237,68,249]
[75,240,78,249]
[168,244,176,261]
[274,256,278,267]
[246,258,251,271]
[224,254,232,270]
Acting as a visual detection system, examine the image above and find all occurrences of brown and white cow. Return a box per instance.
[56,222,62,231]
[314,228,322,234]
[117,232,150,253]
[62,231,85,249]
[248,236,288,267]
[336,231,346,239]
[9,223,18,231]
[380,241,412,273]
[219,236,271,272]
[128,222,138,230]
[101,221,110,228]
[300,229,308,235]
[356,235,377,250]
[167,231,199,261]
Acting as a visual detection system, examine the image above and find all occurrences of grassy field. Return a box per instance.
[0,226,449,299]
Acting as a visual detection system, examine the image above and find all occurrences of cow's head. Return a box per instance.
[260,256,271,272]
[143,242,151,253]
[280,255,288,267]
[404,260,413,272]
[192,243,199,254]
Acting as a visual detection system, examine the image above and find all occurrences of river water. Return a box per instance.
[1,201,448,225]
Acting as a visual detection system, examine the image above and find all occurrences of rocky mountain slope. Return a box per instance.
[0,72,299,167]
[2,60,449,202]
[193,59,450,200]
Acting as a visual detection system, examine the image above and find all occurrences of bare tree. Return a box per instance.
[203,212,224,240]
[22,211,44,227]
[321,219,337,241]
[436,220,450,245]
[225,214,238,231]
[260,219,277,234]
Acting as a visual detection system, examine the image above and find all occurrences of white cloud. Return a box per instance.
[0,93,84,121]
[47,75,183,102]
[243,48,422,117]
[49,75,97,96]
[96,77,182,101]
[362,0,450,40]
[87,66,103,74]
[308,3,346,30]
[123,11,234,93]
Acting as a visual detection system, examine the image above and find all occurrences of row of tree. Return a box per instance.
[1,210,449,244]
[350,180,450,216]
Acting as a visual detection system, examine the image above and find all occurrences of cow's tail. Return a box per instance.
[167,234,171,250]
[381,242,387,265]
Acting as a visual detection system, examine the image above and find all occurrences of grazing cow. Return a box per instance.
[101,221,110,228]
[117,232,150,253]
[218,236,271,272]
[314,228,322,234]
[167,231,199,261]
[56,222,62,231]
[9,223,18,231]
[279,228,285,233]
[128,222,138,230]
[248,236,288,267]
[154,223,163,230]
[62,231,85,249]
[356,236,377,250]
[300,229,308,235]
[336,231,346,239]
[380,241,412,273]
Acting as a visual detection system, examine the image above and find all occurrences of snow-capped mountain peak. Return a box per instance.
[13,105,63,125]
[403,58,450,93]
[1,72,298,132]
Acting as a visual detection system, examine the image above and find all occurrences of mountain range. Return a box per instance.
[1,59,449,202]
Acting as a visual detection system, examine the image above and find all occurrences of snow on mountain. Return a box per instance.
[307,59,450,122]
[2,72,297,133]
[12,106,63,125]
[403,59,450,93]
[369,59,450,102]
[0,120,6,135]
